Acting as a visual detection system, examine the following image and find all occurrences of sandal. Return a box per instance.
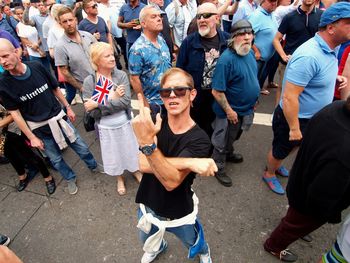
[260,89,270,95]
[117,176,126,196]
[133,171,143,183]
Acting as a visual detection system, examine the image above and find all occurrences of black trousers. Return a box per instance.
[4,132,50,178]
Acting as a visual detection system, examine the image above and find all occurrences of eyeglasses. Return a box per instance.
[196,13,217,20]
[159,86,192,98]
[89,3,98,8]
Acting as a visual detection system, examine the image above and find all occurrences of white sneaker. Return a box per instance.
[199,246,212,263]
[141,240,168,263]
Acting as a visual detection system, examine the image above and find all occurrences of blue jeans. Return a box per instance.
[64,82,77,105]
[40,120,97,181]
[137,207,209,256]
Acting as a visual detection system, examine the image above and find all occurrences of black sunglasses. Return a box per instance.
[159,86,192,98]
[89,3,98,8]
[196,13,217,20]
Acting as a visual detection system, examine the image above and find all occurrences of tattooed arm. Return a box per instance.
[212,89,238,124]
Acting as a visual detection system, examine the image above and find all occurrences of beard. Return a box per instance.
[234,41,252,56]
[198,26,210,37]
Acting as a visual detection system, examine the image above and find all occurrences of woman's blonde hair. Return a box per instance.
[89,42,113,71]
[51,4,65,21]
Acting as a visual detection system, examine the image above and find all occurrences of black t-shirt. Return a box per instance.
[135,117,211,219]
[0,61,61,134]
[278,7,322,55]
[200,34,220,90]
[287,101,350,223]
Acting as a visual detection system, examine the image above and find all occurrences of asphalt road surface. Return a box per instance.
[0,88,346,263]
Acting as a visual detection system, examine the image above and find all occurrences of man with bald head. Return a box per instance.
[0,39,99,195]
[129,5,171,118]
[177,2,230,137]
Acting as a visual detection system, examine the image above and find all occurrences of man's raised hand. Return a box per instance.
[132,93,162,146]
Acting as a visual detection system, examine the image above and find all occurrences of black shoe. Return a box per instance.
[17,176,30,192]
[267,248,298,262]
[45,178,56,195]
[215,170,232,187]
[0,156,9,164]
[0,234,10,246]
[226,153,243,163]
[300,234,313,242]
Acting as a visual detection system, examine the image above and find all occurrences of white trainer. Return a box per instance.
[141,240,168,263]
[199,246,212,263]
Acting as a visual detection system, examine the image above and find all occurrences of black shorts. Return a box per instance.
[272,105,309,160]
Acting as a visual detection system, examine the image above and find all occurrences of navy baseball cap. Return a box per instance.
[319,2,350,27]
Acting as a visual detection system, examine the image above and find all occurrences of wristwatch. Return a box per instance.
[139,143,156,156]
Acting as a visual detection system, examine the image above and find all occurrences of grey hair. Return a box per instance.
[139,5,159,23]
[227,36,235,50]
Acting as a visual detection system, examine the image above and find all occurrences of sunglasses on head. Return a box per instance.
[159,86,192,98]
[196,13,216,20]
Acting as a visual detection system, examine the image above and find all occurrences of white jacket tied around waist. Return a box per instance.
[26,110,77,150]
[137,192,199,253]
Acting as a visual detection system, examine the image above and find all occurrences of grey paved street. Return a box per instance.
[0,89,345,263]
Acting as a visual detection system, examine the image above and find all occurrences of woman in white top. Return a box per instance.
[83,42,142,196]
[46,4,65,59]
[14,6,47,66]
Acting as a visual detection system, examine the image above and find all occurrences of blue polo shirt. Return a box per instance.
[248,6,277,61]
[129,33,171,105]
[280,33,338,119]
[212,49,260,118]
[0,14,19,41]
[119,2,146,43]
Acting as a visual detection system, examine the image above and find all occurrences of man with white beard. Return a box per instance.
[177,3,230,138]
[210,19,260,187]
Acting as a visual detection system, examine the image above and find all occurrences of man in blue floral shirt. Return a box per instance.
[129,5,171,117]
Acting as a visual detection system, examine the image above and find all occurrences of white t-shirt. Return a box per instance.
[273,2,299,26]
[17,22,41,57]
[47,23,64,50]
[165,0,197,47]
[42,15,55,39]
[29,6,40,19]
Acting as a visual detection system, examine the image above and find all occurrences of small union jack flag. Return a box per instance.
[90,75,114,105]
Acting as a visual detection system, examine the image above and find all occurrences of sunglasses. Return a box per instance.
[89,3,98,8]
[159,86,192,98]
[196,13,217,20]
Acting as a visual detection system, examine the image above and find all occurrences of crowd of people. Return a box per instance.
[0,0,349,262]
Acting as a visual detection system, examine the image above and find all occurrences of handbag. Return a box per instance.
[80,86,96,132]
[83,111,95,132]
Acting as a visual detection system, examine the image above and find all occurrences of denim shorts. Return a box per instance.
[272,105,309,160]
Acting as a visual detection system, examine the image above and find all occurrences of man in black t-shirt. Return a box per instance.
[0,38,98,195]
[177,3,230,138]
[132,68,217,263]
